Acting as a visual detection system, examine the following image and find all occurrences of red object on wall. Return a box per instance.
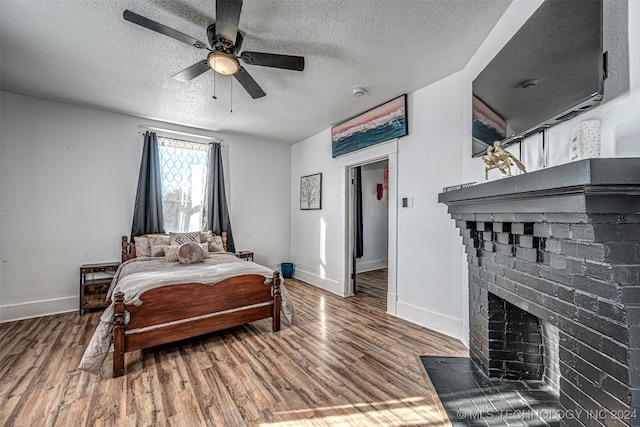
[377,184,383,200]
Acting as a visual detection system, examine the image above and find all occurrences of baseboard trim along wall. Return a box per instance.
[395,301,466,344]
[355,259,388,273]
[0,296,77,323]
[290,267,344,296]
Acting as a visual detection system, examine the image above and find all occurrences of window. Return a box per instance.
[157,136,209,233]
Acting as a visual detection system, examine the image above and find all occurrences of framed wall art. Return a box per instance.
[300,173,322,210]
[331,94,408,158]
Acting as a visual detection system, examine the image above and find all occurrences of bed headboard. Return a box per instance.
[121,232,228,263]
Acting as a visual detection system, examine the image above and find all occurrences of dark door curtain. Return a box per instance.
[354,166,364,258]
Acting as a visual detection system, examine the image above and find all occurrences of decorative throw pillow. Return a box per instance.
[199,243,210,258]
[150,244,165,257]
[209,235,225,252]
[164,245,180,262]
[200,230,213,244]
[148,234,170,246]
[169,231,201,246]
[200,230,225,252]
[133,236,151,257]
[178,242,206,264]
[148,235,170,257]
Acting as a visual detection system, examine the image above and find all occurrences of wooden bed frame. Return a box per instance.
[113,235,281,377]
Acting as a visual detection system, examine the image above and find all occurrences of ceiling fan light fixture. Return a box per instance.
[208,52,239,75]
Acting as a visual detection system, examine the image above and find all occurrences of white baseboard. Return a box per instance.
[460,321,470,348]
[290,268,344,296]
[395,300,466,344]
[0,296,77,323]
[355,259,388,273]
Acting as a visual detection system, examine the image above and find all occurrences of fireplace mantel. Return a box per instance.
[438,157,640,427]
[439,158,640,215]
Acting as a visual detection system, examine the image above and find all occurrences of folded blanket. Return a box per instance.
[78,253,294,374]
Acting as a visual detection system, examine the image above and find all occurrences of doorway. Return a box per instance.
[347,159,389,307]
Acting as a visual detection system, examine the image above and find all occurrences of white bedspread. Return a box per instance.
[78,253,294,374]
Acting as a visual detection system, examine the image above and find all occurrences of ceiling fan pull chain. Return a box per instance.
[212,70,217,99]
[230,77,233,113]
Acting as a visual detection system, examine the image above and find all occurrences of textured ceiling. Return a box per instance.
[0,0,511,144]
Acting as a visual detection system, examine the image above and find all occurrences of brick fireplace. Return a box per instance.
[439,159,640,427]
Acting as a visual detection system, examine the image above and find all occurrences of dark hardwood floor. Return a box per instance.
[355,268,388,310]
[0,277,467,426]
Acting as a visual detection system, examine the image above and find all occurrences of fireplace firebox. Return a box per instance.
[488,293,546,381]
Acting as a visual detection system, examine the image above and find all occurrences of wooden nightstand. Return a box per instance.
[79,262,119,316]
[235,251,254,262]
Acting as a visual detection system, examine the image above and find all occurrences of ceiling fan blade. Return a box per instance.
[123,10,208,49]
[234,67,266,99]
[215,0,243,45]
[172,61,211,82]
[240,51,305,71]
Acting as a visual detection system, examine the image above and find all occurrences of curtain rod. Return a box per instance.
[138,124,224,144]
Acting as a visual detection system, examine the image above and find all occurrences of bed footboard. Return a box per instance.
[112,271,281,377]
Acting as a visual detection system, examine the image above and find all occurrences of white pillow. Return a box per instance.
[169,231,201,246]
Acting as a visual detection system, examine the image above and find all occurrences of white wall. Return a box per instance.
[394,72,466,340]
[290,131,399,296]
[290,0,639,346]
[356,160,388,273]
[0,91,291,322]
[291,71,467,340]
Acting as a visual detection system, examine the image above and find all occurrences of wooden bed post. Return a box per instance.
[121,236,129,263]
[272,271,281,332]
[113,292,125,377]
[221,232,228,252]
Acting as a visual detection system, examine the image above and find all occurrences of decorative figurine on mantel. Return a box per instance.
[482,141,527,180]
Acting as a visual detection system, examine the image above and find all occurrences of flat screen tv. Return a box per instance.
[472,0,605,157]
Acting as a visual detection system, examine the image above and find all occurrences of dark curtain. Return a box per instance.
[203,142,235,252]
[354,166,364,258]
[130,131,165,240]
